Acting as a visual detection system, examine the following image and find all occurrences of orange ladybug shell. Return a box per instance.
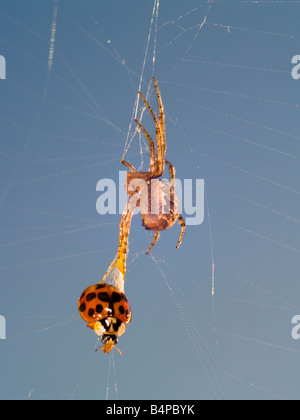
[78,283,132,327]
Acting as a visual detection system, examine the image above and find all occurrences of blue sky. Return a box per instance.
[0,0,300,400]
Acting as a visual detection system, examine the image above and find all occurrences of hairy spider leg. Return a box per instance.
[138,81,165,176]
[176,215,186,250]
[146,231,160,255]
[165,159,175,187]
[152,77,166,168]
[165,159,186,250]
[121,160,135,173]
[134,118,157,172]
[122,78,166,185]
[122,116,159,191]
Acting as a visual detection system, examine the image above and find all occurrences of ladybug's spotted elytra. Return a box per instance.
[78,283,132,354]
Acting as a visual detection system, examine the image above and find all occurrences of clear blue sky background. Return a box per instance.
[0,0,300,400]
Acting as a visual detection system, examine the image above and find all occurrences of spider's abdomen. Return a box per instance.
[141,180,179,231]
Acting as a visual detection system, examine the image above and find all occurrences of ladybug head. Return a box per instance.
[94,317,127,355]
[96,334,122,355]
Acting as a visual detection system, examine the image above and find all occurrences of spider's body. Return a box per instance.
[122,78,185,255]
[141,179,179,231]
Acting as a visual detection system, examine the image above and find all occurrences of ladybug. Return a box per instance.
[78,283,132,354]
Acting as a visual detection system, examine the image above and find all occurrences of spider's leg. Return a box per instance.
[146,231,160,255]
[139,91,164,177]
[121,160,136,197]
[135,118,157,172]
[165,159,176,187]
[176,215,185,250]
[165,159,177,215]
[121,159,135,172]
[152,78,166,171]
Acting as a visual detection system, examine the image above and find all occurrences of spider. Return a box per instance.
[121,77,185,255]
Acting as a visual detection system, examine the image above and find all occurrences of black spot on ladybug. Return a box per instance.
[95,284,105,290]
[112,292,122,303]
[80,291,86,300]
[121,294,128,302]
[79,302,86,312]
[96,304,103,314]
[98,292,110,302]
[100,319,110,331]
[88,308,94,317]
[119,305,125,314]
[113,319,122,332]
[86,292,96,302]
[109,302,114,316]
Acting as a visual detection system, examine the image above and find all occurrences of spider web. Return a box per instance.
[0,0,300,400]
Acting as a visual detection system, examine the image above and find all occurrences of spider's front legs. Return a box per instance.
[152,77,166,173]
[135,119,157,173]
[138,80,166,177]
[121,159,135,173]
[121,159,145,195]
